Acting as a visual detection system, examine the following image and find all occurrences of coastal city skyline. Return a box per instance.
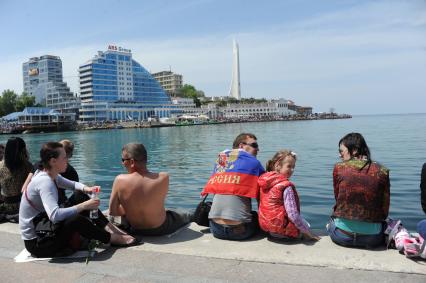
[1,0,425,115]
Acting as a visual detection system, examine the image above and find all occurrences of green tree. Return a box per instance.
[228,97,239,104]
[180,84,197,97]
[0,89,18,117]
[179,84,203,107]
[216,100,228,107]
[16,92,36,111]
[240,97,267,104]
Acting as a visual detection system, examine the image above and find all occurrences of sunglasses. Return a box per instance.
[242,142,259,149]
[122,158,142,162]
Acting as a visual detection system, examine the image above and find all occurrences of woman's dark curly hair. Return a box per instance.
[339,132,371,170]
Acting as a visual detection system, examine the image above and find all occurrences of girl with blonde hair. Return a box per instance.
[258,150,319,240]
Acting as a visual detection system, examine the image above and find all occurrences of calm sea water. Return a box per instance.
[2,114,425,230]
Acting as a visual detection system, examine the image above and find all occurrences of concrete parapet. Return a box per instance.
[1,222,425,277]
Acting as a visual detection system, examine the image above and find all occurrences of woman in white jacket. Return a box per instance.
[19,141,136,258]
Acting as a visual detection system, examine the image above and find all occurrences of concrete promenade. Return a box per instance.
[0,222,425,282]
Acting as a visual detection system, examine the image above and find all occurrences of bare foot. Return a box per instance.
[110,233,136,246]
[105,222,128,235]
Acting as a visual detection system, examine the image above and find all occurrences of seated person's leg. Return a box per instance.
[228,221,258,241]
[353,223,385,249]
[225,212,260,240]
[67,190,109,228]
[131,210,190,236]
[24,235,66,258]
[354,233,385,249]
[209,220,228,240]
[59,214,111,244]
[417,220,426,239]
[326,218,355,247]
[210,220,256,241]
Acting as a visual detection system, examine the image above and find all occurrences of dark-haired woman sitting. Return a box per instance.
[0,137,33,220]
[19,142,136,258]
[327,133,390,249]
[417,163,426,240]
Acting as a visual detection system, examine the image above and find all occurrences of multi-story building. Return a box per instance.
[79,45,176,121]
[295,106,313,116]
[171,97,197,116]
[22,55,80,114]
[219,99,296,119]
[151,71,183,97]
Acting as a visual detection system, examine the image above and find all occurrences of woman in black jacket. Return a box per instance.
[417,163,426,239]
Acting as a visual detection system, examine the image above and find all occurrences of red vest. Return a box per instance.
[258,171,300,238]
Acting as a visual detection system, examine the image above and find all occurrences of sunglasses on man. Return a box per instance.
[241,142,259,149]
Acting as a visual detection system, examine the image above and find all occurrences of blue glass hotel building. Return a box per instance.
[79,45,176,121]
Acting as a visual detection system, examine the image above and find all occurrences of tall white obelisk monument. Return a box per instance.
[229,39,241,100]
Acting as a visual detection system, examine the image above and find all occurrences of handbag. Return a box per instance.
[32,212,62,242]
[24,181,63,243]
[193,194,212,227]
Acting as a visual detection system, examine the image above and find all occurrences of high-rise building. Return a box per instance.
[229,39,241,100]
[78,45,176,121]
[22,55,80,114]
[151,71,183,96]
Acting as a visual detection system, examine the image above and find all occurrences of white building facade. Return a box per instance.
[171,97,198,116]
[220,99,296,118]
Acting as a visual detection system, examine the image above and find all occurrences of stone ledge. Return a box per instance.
[1,222,425,275]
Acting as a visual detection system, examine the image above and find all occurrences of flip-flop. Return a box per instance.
[111,237,143,248]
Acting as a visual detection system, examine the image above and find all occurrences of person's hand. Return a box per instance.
[21,173,34,193]
[84,186,100,194]
[76,198,99,212]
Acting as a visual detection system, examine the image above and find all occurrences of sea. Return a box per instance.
[1,113,425,231]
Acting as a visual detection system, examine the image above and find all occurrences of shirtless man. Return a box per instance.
[109,143,190,236]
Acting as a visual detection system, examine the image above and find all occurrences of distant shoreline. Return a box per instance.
[77,113,352,132]
[0,113,352,135]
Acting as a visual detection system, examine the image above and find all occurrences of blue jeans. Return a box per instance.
[417,220,426,239]
[326,218,385,249]
[209,220,258,240]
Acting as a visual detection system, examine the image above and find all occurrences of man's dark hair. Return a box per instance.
[232,133,257,149]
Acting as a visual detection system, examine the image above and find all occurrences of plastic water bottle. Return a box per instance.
[89,186,100,219]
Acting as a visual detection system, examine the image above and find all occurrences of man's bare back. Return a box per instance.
[109,171,169,229]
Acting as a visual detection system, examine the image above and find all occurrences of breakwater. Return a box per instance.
[76,113,351,131]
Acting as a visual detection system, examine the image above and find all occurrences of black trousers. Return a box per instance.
[24,191,110,258]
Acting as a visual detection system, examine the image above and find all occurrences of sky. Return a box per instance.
[0,0,425,115]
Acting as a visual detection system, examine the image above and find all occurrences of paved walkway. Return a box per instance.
[0,222,425,282]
